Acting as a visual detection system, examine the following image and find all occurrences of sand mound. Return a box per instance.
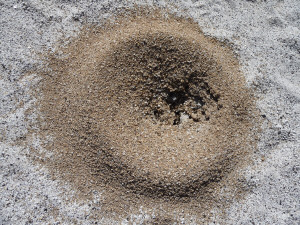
[37,11,259,200]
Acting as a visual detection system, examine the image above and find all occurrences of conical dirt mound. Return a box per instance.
[37,11,259,202]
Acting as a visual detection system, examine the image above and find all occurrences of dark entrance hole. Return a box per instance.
[166,90,187,109]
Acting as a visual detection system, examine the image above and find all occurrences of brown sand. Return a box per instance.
[32,9,260,223]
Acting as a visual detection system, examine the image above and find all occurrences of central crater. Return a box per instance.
[38,14,257,199]
[109,33,222,127]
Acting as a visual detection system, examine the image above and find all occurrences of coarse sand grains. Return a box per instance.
[29,9,261,222]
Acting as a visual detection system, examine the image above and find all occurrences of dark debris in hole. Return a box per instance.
[150,80,222,125]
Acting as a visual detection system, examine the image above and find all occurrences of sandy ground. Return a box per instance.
[0,0,299,224]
